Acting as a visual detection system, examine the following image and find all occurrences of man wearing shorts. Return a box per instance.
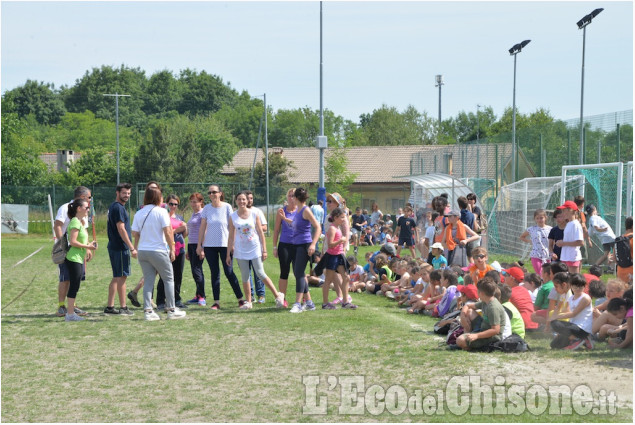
[105,183,136,315]
[396,206,418,257]
[54,186,92,317]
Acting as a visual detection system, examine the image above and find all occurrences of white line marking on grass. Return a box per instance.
[13,246,44,267]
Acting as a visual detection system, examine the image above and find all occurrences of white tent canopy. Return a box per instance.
[402,173,484,212]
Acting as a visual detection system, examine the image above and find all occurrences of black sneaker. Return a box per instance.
[175,300,188,309]
[104,306,120,315]
[119,306,134,316]
[127,291,141,307]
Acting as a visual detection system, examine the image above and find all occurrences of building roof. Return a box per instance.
[221,144,531,184]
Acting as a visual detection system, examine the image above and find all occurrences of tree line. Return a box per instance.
[1,64,632,189]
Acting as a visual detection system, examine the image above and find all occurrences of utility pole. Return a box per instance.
[103,93,130,184]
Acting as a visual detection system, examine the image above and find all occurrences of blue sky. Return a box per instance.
[1,1,632,123]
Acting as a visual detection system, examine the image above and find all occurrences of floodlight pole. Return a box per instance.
[316,1,327,215]
[509,40,530,183]
[103,93,130,184]
[264,93,269,226]
[435,75,444,124]
[577,8,603,165]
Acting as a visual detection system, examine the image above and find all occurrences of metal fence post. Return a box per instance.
[616,123,621,162]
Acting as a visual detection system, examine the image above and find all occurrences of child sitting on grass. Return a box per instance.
[532,262,568,331]
[347,255,366,293]
[428,269,460,317]
[548,273,593,350]
[591,279,627,335]
[365,253,393,294]
[467,246,494,284]
[408,269,442,313]
[595,297,629,341]
[456,277,512,351]
[521,273,542,303]
[499,284,526,339]
[382,260,410,298]
[398,264,432,306]
[430,242,447,270]
[608,288,633,349]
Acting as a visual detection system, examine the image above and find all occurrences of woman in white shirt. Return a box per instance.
[196,185,245,310]
[227,191,285,310]
[132,187,186,321]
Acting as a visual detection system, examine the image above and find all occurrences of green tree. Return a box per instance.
[63,65,148,128]
[143,70,183,116]
[177,69,238,116]
[324,147,359,205]
[230,151,296,204]
[134,115,238,183]
[358,104,436,145]
[215,91,265,148]
[3,80,66,125]
[0,109,50,185]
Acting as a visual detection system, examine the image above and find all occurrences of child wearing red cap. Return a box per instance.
[503,266,540,330]
[555,201,584,274]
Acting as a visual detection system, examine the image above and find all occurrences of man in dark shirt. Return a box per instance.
[105,183,136,315]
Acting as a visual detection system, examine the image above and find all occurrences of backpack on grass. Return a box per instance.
[614,235,633,268]
[487,334,530,353]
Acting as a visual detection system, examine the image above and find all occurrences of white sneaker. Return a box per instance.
[167,307,186,320]
[239,301,253,310]
[385,291,395,299]
[145,310,161,321]
[290,303,303,313]
[275,293,285,308]
[65,313,84,322]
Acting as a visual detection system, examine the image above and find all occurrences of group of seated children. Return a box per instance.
[345,242,633,352]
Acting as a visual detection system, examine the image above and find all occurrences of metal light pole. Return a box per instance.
[577,8,603,165]
[103,93,130,184]
[508,40,530,183]
[435,75,444,123]
[316,1,327,212]
[264,93,269,225]
[476,104,481,142]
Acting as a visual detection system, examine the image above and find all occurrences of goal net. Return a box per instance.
[487,175,583,260]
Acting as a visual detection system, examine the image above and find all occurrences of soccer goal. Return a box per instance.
[487,175,584,260]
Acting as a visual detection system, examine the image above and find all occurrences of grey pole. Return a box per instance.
[579,25,586,165]
[577,8,603,165]
[512,53,517,183]
[264,93,270,231]
[103,93,130,184]
[508,40,530,183]
[435,75,444,124]
[318,1,325,189]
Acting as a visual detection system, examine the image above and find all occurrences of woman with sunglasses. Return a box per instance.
[156,195,188,310]
[64,198,98,321]
[196,185,245,310]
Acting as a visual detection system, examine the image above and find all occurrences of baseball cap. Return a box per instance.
[556,200,578,210]
[382,242,397,256]
[503,266,524,282]
[456,284,478,300]
[431,242,444,250]
[445,210,460,217]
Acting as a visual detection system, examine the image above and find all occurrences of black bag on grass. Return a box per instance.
[487,334,530,353]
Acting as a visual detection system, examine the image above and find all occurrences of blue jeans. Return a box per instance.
[249,260,265,298]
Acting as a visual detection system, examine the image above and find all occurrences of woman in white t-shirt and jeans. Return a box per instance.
[196,185,245,310]
[227,191,285,310]
[555,200,584,274]
[132,187,186,321]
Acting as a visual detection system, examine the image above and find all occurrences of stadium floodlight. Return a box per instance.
[577,8,603,165]
[508,40,530,183]
[435,75,444,124]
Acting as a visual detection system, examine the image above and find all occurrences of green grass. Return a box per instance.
[1,234,632,422]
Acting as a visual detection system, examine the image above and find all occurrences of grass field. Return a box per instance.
[1,234,632,422]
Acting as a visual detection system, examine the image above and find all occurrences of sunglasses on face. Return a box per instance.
[475,254,487,259]
[168,203,179,207]
[208,191,219,195]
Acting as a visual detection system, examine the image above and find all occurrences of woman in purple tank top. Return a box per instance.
[279,187,321,313]
[272,188,297,307]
